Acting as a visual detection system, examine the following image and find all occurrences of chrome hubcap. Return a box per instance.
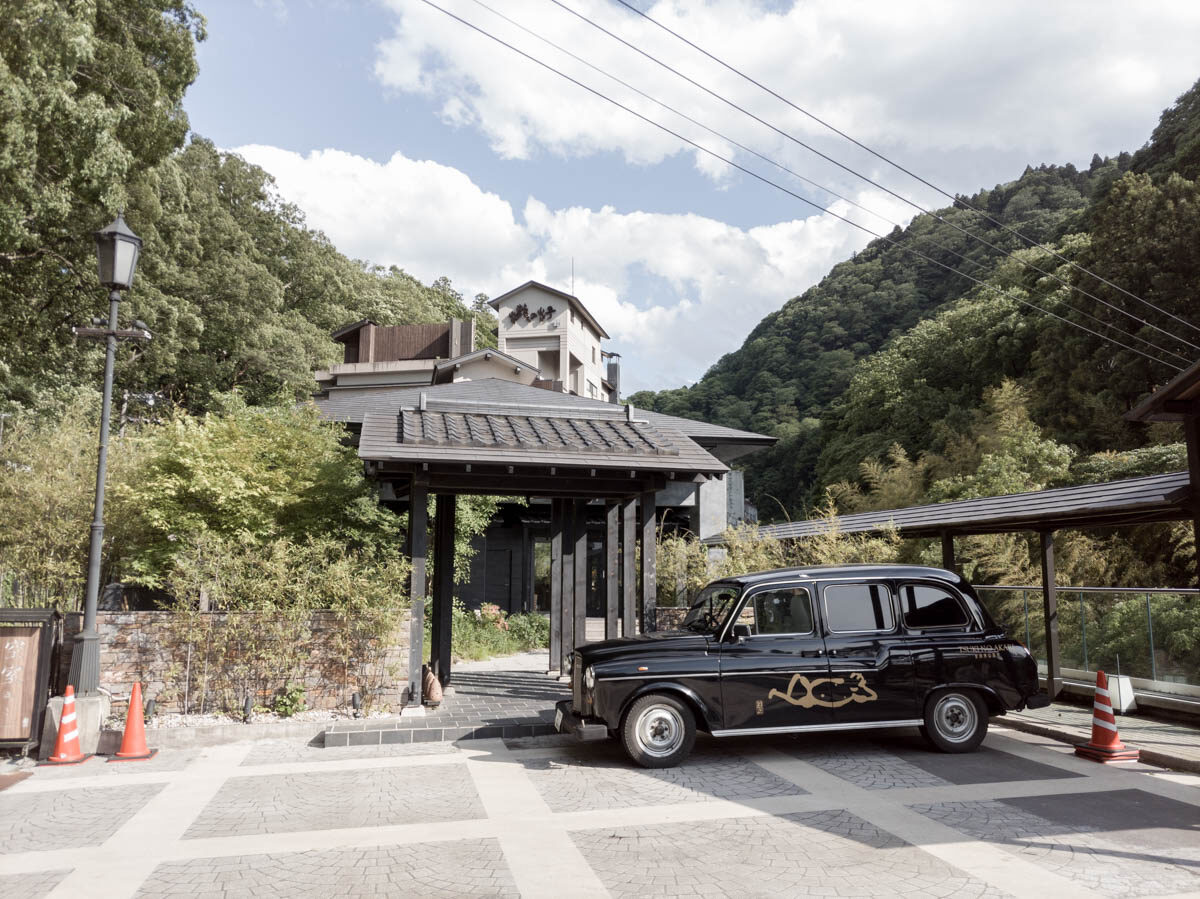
[934,695,977,743]
[635,705,683,757]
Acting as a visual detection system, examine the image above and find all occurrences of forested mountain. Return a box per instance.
[0,1,491,417]
[631,78,1200,528]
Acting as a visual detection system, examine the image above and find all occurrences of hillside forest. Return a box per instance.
[2,0,1198,626]
[633,75,1200,595]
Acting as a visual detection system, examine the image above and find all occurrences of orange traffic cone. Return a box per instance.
[40,686,91,766]
[108,683,157,762]
[1075,670,1139,763]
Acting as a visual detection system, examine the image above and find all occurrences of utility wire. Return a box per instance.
[548,0,1200,355]
[610,0,1200,340]
[459,0,1190,367]
[413,0,1183,372]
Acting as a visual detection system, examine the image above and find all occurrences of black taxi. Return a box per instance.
[554,564,1048,767]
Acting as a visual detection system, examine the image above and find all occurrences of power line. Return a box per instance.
[547,0,1200,355]
[459,0,1191,368]
[413,0,1184,372]
[609,0,1200,340]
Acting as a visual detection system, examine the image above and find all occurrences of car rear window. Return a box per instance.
[899,584,970,629]
[823,583,895,633]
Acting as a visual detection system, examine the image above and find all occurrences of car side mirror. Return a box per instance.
[731,623,751,642]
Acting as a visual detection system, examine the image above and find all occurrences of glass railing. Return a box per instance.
[973,585,1200,689]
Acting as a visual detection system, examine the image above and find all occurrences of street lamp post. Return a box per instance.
[68,212,150,695]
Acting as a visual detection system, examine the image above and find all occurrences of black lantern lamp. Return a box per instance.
[68,212,149,697]
[94,212,142,290]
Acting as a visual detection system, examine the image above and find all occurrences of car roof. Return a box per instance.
[713,564,970,590]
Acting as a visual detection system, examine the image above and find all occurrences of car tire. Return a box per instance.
[923,689,987,753]
[621,693,697,769]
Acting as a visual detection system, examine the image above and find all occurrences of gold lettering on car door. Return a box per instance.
[767,672,879,709]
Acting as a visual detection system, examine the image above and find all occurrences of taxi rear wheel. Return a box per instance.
[923,689,987,753]
[621,693,696,768]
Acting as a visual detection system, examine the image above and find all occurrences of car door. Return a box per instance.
[718,583,833,732]
[820,580,919,724]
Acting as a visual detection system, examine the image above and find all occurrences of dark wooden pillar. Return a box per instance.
[520,522,532,613]
[431,493,455,687]
[604,503,619,640]
[549,499,563,673]
[406,482,428,707]
[1040,531,1062,700]
[622,498,637,637]
[1185,415,1200,590]
[560,501,575,673]
[940,532,956,572]
[573,500,588,648]
[640,490,657,633]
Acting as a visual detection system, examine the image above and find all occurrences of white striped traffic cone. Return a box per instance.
[41,686,91,766]
[1074,670,1139,763]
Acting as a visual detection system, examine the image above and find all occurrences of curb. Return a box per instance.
[98,719,330,752]
[999,717,1200,774]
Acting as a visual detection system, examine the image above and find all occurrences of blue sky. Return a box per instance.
[183,1,1200,392]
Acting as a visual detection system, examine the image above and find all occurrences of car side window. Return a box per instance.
[823,583,895,633]
[899,583,970,630]
[748,588,813,636]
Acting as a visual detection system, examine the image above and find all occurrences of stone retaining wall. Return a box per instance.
[58,610,411,716]
[655,607,688,630]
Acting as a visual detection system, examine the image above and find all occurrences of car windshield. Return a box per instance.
[681,583,743,634]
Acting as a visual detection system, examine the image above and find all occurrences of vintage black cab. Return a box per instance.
[554,564,1049,767]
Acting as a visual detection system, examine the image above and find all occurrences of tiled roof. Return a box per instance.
[312,379,774,447]
[359,394,726,474]
[399,409,676,456]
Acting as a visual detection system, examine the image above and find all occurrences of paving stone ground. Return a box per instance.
[2,656,1199,899]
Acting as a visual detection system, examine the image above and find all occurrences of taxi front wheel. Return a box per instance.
[922,689,987,753]
[621,693,696,768]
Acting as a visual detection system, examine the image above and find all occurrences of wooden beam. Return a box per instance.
[406,482,428,706]
[940,532,956,572]
[560,503,575,674]
[431,493,455,687]
[549,498,562,672]
[378,473,667,498]
[622,498,637,637]
[605,503,619,640]
[640,490,657,633]
[1040,531,1062,700]
[573,499,588,650]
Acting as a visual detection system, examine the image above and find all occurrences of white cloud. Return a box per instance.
[234,143,881,391]
[236,145,535,286]
[372,0,1200,183]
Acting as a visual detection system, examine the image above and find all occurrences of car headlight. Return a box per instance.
[584,666,596,691]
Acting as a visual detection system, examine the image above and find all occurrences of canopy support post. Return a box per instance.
[604,503,619,640]
[622,498,637,636]
[548,498,563,674]
[941,532,956,572]
[573,499,588,649]
[1040,530,1062,700]
[430,493,455,687]
[405,482,428,708]
[640,490,657,632]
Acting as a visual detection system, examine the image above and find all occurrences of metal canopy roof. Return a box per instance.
[705,471,1191,544]
[1127,358,1200,422]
